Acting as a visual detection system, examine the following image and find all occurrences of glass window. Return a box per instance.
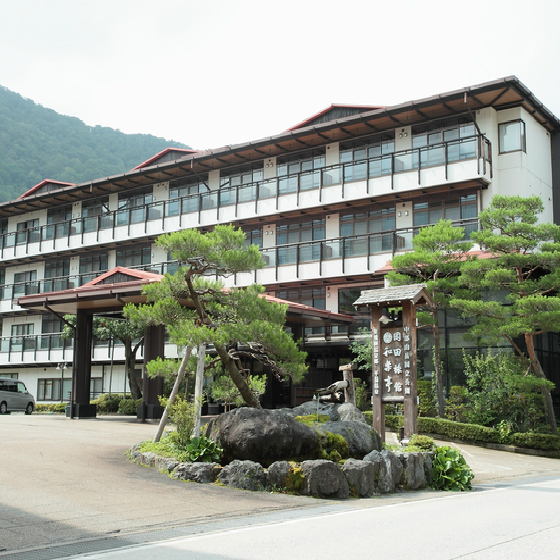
[16,219,39,244]
[413,193,478,238]
[242,227,263,249]
[116,244,151,268]
[220,164,263,202]
[499,120,526,153]
[79,251,108,283]
[14,270,37,296]
[116,187,153,225]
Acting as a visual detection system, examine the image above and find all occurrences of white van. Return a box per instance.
[0,378,35,414]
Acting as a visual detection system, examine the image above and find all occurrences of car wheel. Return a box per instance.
[0,401,7,414]
[25,403,34,415]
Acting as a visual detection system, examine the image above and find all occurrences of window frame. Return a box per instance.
[498,119,526,154]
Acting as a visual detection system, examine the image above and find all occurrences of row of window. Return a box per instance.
[1,197,478,296]
[1,125,494,247]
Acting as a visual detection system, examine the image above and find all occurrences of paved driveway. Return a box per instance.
[2,414,560,558]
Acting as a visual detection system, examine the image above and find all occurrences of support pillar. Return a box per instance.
[66,310,96,418]
[137,325,165,420]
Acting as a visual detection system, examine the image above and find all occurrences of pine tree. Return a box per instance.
[124,224,307,408]
[451,195,560,434]
[387,219,473,417]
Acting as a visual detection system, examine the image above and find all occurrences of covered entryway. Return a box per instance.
[18,267,353,418]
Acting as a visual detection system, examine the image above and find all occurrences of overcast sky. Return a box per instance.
[1,0,559,151]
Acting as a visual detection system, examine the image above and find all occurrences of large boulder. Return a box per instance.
[205,408,320,467]
[321,420,382,457]
[300,459,349,499]
[342,458,377,497]
[218,460,267,491]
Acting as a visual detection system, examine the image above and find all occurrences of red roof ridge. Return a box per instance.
[287,104,385,131]
[18,179,76,199]
[132,148,200,170]
[81,266,164,287]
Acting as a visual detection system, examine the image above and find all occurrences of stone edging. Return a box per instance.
[128,446,435,500]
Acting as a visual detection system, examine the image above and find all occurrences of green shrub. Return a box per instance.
[417,378,437,417]
[137,433,222,463]
[159,395,204,446]
[93,393,124,413]
[353,378,370,411]
[385,414,404,430]
[445,385,469,423]
[462,350,552,432]
[407,434,434,451]
[430,445,474,491]
[419,417,498,443]
[183,436,222,462]
[118,398,142,415]
[509,432,560,451]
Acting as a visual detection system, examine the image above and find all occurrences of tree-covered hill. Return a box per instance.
[0,85,190,203]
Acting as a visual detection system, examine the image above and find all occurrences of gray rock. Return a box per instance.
[382,450,404,492]
[401,452,426,490]
[139,452,157,467]
[363,450,391,493]
[155,456,180,473]
[423,451,434,485]
[282,401,339,420]
[342,458,377,497]
[173,462,221,483]
[300,459,349,499]
[218,460,267,491]
[336,403,368,424]
[321,420,382,457]
[267,461,291,489]
[205,408,320,467]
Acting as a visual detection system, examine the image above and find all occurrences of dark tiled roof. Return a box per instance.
[353,284,431,307]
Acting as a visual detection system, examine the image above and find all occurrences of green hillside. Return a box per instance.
[0,86,190,203]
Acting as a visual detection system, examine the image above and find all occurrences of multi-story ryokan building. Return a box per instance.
[2,76,560,411]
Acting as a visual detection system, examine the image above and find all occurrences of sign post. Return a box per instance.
[354,285,431,442]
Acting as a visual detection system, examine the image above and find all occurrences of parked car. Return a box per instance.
[0,378,35,414]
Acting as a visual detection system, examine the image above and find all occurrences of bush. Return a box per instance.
[417,378,437,417]
[137,434,222,463]
[430,446,474,491]
[353,378,369,411]
[419,417,498,443]
[92,393,124,413]
[159,395,204,446]
[462,350,552,432]
[408,434,434,451]
[445,385,469,423]
[509,432,560,451]
[118,398,142,415]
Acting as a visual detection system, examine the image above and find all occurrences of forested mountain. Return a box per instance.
[0,86,190,203]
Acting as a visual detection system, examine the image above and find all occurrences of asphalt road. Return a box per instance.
[2,414,560,560]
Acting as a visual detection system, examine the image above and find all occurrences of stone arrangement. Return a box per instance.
[128,403,434,500]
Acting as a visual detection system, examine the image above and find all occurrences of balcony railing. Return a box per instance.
[261,218,479,271]
[2,221,479,303]
[0,135,491,254]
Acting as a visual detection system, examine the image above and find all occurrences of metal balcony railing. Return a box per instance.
[1,221,479,303]
[0,135,491,254]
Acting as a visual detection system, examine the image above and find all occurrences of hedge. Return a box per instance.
[363,411,560,451]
